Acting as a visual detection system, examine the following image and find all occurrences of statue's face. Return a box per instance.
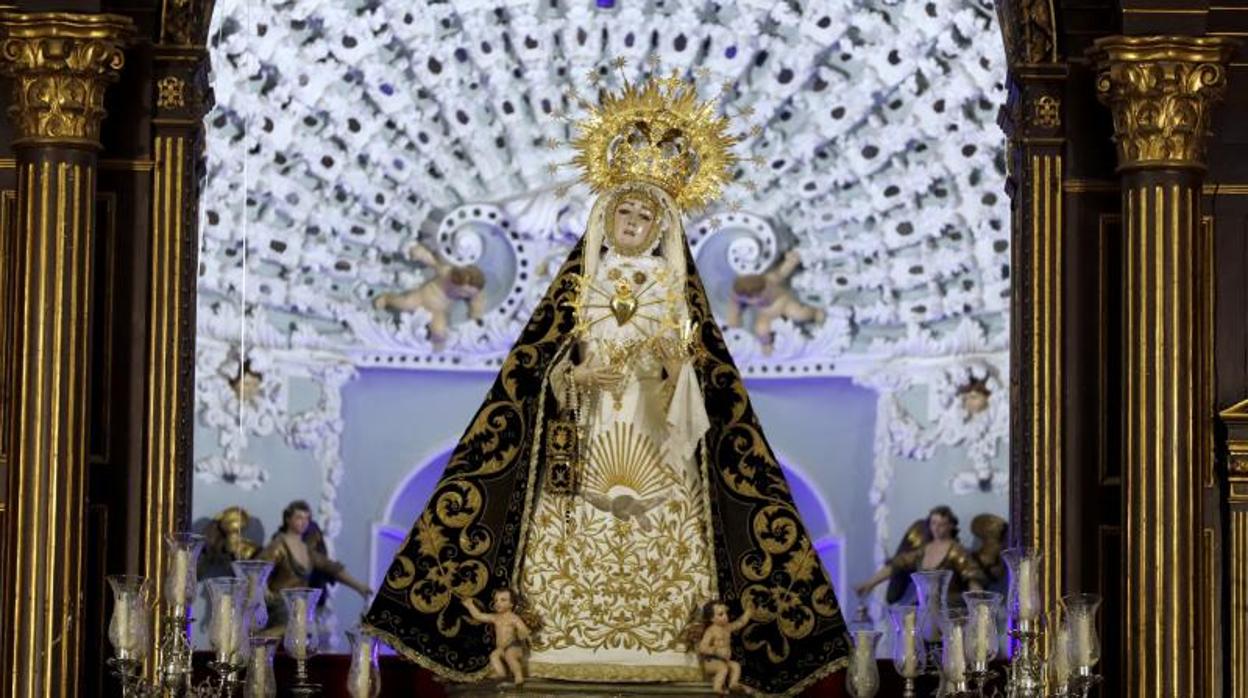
[929,513,953,541]
[610,196,658,252]
[286,509,311,536]
[712,603,729,625]
[493,590,514,612]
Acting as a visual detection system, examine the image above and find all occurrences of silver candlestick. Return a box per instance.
[1007,616,1045,697]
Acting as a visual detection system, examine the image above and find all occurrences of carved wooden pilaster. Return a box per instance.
[0,11,134,697]
[1092,34,1235,698]
[141,0,214,678]
[1000,60,1068,638]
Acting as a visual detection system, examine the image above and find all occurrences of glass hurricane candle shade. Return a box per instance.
[940,609,970,690]
[888,604,925,679]
[845,628,881,698]
[911,570,953,643]
[281,587,323,660]
[347,629,382,698]
[1003,547,1043,629]
[1049,620,1073,694]
[244,637,278,698]
[232,559,275,633]
[107,575,152,661]
[1061,593,1102,670]
[163,532,205,610]
[961,590,1002,669]
[206,577,250,667]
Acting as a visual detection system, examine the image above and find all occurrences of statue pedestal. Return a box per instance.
[444,679,720,697]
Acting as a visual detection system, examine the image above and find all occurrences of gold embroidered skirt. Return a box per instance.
[519,376,715,683]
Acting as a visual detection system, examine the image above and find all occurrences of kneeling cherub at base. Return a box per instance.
[463,589,532,686]
[698,601,755,695]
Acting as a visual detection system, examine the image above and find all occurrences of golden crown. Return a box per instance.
[560,64,746,212]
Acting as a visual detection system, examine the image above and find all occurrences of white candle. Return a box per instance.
[900,611,918,677]
[850,631,876,693]
[350,638,373,697]
[169,550,190,606]
[1017,558,1037,620]
[115,597,134,652]
[1051,625,1071,685]
[973,603,993,664]
[1072,614,1093,666]
[945,626,966,682]
[291,597,309,659]
[853,630,874,667]
[214,593,237,656]
[248,644,271,694]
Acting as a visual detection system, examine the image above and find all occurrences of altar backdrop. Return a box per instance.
[191,0,1011,648]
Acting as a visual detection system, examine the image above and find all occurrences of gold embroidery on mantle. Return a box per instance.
[522,473,712,654]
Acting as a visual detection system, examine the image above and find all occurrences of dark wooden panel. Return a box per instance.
[1098,525,1123,698]
[1063,64,1117,179]
[1212,197,1248,407]
[1097,214,1123,486]
[83,503,116,695]
[100,39,154,159]
[0,188,14,489]
[88,193,116,465]
[1063,185,1123,698]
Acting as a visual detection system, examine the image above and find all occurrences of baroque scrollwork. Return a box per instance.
[996,0,1056,65]
[161,0,213,47]
[1031,94,1060,129]
[0,12,134,147]
[1092,36,1237,170]
[157,75,187,109]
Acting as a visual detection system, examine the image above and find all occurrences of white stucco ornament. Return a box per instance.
[194,0,1011,522]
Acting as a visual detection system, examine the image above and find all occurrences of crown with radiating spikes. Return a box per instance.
[552,58,759,213]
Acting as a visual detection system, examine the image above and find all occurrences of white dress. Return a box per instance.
[519,250,715,682]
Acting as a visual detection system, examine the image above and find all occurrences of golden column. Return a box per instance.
[0,11,134,696]
[1091,35,1234,697]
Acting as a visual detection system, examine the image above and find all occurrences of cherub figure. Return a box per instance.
[957,379,992,418]
[698,601,754,695]
[462,589,531,686]
[725,250,826,354]
[373,242,487,349]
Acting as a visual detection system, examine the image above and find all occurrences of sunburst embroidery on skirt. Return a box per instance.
[583,422,673,499]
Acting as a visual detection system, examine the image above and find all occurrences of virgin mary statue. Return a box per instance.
[363,72,850,695]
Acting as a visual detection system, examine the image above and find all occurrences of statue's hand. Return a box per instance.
[573,364,623,389]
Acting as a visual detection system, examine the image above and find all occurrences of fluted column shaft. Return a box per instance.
[1002,62,1067,634]
[1093,35,1234,698]
[0,12,133,697]
[142,11,213,674]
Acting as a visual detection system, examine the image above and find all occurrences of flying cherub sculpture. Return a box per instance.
[373,242,487,350]
[724,249,826,354]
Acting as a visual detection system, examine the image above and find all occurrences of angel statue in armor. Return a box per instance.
[362,66,850,695]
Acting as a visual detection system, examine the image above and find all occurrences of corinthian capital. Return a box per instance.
[1091,36,1237,171]
[0,12,135,149]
